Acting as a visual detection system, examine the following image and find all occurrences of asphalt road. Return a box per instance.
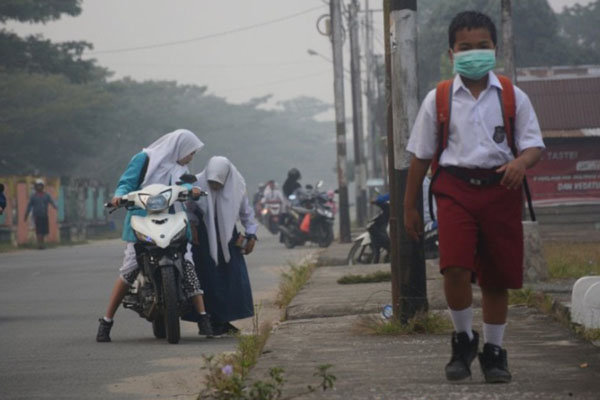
[0,233,315,399]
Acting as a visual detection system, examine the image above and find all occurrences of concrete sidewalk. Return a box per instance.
[250,242,600,399]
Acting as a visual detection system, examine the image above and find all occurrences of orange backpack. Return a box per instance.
[428,75,535,221]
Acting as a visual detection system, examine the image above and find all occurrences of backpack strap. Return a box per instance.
[496,74,517,156]
[428,79,453,222]
[496,74,537,221]
[432,79,454,174]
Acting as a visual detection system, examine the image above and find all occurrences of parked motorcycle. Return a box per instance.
[279,181,334,249]
[260,199,282,234]
[347,193,439,265]
[348,193,390,265]
[105,176,203,344]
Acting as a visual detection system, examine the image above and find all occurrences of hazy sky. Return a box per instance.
[6,0,589,112]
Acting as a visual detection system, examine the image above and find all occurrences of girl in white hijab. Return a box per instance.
[190,156,258,335]
[97,129,214,342]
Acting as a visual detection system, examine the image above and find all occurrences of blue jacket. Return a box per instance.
[115,152,149,242]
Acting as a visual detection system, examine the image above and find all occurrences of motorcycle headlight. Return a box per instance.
[146,194,169,212]
[138,193,150,207]
[261,208,269,216]
[134,230,155,244]
[160,189,172,202]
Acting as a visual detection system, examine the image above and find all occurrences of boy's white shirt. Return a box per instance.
[407,71,545,168]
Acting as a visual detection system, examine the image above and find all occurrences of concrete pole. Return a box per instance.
[388,0,427,321]
[364,2,378,182]
[349,0,367,227]
[501,0,516,81]
[501,0,549,282]
[330,0,352,243]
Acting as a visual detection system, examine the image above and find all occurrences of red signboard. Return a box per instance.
[527,142,600,206]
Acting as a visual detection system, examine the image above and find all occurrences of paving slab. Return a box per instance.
[287,262,481,320]
[252,307,600,399]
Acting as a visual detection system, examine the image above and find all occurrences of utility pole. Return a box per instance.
[330,0,352,243]
[386,0,427,321]
[501,0,516,81]
[349,0,367,227]
[364,1,381,185]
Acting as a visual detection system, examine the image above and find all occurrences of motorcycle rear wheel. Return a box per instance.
[161,266,181,344]
[317,223,334,248]
[347,241,374,265]
[283,232,296,249]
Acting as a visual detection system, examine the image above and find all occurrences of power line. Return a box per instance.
[106,60,321,69]
[88,5,325,56]
[219,69,330,94]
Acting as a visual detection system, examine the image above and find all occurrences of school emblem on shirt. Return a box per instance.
[493,126,506,144]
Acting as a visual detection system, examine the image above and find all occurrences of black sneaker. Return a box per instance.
[479,343,512,383]
[96,318,113,342]
[197,314,215,338]
[445,330,479,381]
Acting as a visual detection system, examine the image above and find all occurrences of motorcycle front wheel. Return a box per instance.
[161,266,181,344]
[152,313,166,339]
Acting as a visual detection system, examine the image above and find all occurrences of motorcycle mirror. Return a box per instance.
[178,173,197,184]
[305,184,313,190]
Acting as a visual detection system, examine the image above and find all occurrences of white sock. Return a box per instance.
[103,316,113,323]
[200,311,207,315]
[449,306,474,340]
[483,323,506,347]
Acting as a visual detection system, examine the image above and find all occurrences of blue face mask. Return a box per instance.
[452,49,496,80]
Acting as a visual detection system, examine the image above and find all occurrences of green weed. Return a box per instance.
[337,270,391,284]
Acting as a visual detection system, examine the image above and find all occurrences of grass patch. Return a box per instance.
[337,270,391,284]
[357,311,452,336]
[544,241,600,279]
[199,305,336,399]
[274,261,316,309]
[509,287,553,313]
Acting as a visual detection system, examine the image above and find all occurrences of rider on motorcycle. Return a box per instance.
[261,180,285,206]
[282,168,302,198]
[96,129,214,342]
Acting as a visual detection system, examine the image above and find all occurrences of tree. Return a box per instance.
[0,0,81,23]
[558,0,600,64]
[0,0,107,83]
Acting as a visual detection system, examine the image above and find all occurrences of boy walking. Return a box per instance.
[404,11,544,383]
[24,179,57,249]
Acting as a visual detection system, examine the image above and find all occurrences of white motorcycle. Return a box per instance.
[261,199,282,234]
[106,176,204,344]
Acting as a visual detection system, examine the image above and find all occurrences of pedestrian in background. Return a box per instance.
[0,183,6,215]
[404,11,544,383]
[191,156,258,336]
[24,179,57,249]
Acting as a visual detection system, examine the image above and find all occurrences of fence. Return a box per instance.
[0,175,111,246]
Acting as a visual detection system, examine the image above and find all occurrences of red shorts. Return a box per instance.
[432,169,524,289]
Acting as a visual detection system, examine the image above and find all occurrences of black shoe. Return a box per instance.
[197,314,215,338]
[479,343,512,383]
[96,318,113,342]
[445,331,479,381]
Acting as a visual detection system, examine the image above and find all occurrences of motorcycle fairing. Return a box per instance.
[131,212,188,248]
